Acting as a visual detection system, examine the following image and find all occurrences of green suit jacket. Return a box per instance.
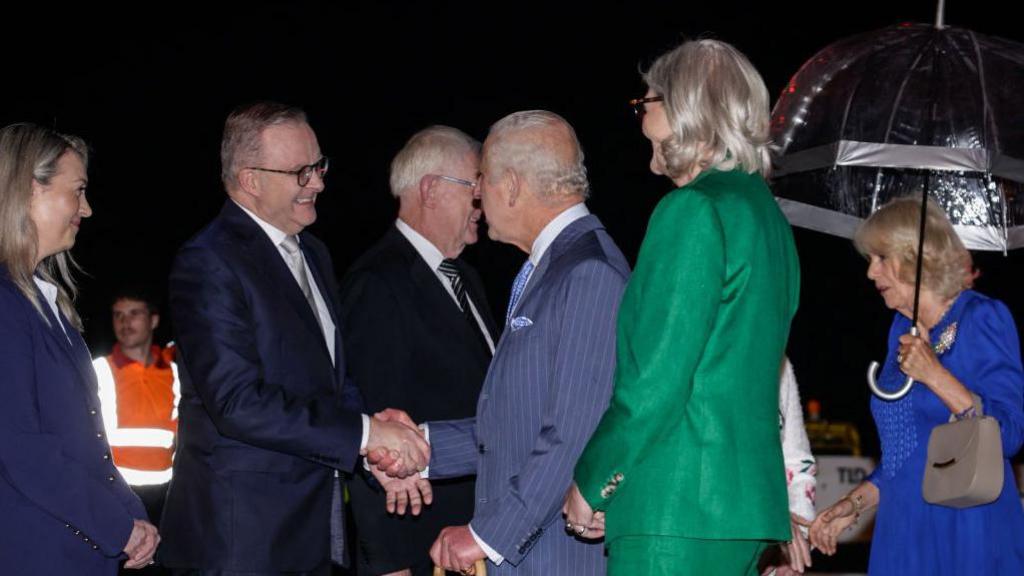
[574,168,800,543]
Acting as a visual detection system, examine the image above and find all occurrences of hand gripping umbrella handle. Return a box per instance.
[434,560,487,576]
[866,326,918,400]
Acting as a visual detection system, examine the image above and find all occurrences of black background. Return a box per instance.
[5,0,1023,460]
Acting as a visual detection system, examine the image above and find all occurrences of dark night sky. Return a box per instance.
[5,0,1022,457]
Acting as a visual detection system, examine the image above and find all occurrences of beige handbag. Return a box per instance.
[922,395,1004,508]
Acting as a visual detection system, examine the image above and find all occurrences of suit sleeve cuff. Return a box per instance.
[469,523,503,566]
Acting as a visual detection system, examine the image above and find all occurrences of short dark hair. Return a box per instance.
[111,285,160,315]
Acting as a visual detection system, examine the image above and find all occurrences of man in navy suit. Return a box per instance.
[159,102,430,575]
[411,111,629,575]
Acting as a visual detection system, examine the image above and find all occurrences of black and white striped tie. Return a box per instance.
[439,259,491,356]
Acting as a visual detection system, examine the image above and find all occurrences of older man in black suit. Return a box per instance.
[340,126,498,576]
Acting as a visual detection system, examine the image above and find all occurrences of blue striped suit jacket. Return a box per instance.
[430,214,629,575]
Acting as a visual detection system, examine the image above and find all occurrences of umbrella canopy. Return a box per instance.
[770,22,1024,251]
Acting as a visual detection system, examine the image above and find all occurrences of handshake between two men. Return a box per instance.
[362,408,436,516]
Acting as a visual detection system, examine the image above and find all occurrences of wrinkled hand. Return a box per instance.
[429,525,485,574]
[897,325,947,386]
[364,409,429,478]
[808,499,858,556]
[369,463,433,515]
[122,518,160,569]
[562,482,605,540]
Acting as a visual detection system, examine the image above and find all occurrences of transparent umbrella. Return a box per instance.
[769,12,1024,398]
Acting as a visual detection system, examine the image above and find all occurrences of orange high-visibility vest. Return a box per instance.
[93,344,180,486]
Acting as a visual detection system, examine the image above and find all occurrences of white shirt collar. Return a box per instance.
[33,276,69,338]
[529,203,589,266]
[234,200,291,247]
[395,219,446,271]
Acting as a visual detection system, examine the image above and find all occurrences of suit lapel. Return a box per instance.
[33,287,97,394]
[392,231,490,361]
[223,202,330,357]
[512,214,601,321]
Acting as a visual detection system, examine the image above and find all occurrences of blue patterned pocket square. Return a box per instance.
[510,316,534,331]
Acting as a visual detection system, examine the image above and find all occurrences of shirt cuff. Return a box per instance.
[419,423,430,478]
[360,414,370,452]
[469,523,503,565]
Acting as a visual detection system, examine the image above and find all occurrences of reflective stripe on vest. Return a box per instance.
[93,354,179,485]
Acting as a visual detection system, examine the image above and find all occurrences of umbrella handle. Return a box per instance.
[867,326,919,401]
[434,561,487,576]
[867,360,914,400]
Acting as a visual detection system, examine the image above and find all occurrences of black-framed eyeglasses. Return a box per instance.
[247,156,330,187]
[629,95,663,120]
[434,174,477,189]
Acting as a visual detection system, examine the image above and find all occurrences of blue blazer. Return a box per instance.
[0,265,146,575]
[158,201,364,572]
[429,215,629,575]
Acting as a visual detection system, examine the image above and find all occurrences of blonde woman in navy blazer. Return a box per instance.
[0,123,158,575]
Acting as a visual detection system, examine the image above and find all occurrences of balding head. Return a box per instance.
[483,110,589,204]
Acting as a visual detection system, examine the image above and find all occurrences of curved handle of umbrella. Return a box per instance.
[866,326,919,401]
[866,360,914,400]
[434,560,487,576]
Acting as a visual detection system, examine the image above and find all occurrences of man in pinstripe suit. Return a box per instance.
[421,110,629,575]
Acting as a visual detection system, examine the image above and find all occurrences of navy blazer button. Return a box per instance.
[102,453,110,460]
[478,444,486,454]
[83,537,90,543]
[107,476,115,482]
[89,409,97,415]
[65,523,71,529]
[91,545,99,550]
[96,432,103,439]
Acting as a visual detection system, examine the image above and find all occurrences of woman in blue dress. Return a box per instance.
[809,197,1024,574]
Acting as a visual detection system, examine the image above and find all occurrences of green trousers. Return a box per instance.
[608,536,768,576]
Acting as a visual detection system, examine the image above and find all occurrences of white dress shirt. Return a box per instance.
[33,277,70,344]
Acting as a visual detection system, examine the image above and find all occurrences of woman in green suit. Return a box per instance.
[563,39,800,575]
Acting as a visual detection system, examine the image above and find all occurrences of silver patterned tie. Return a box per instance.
[281,235,344,565]
[280,235,324,335]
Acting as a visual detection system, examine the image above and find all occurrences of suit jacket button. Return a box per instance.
[96,432,103,439]
[102,453,110,461]
[107,475,115,482]
[92,545,99,550]
[89,409,97,416]
[478,444,486,454]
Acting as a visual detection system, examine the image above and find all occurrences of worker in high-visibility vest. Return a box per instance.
[92,289,179,537]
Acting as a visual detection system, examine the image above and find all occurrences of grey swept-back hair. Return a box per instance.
[485,110,590,201]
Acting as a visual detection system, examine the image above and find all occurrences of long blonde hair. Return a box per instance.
[0,123,89,330]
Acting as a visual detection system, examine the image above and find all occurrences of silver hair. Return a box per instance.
[643,39,771,179]
[389,126,481,198]
[220,101,308,191]
[485,110,590,201]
